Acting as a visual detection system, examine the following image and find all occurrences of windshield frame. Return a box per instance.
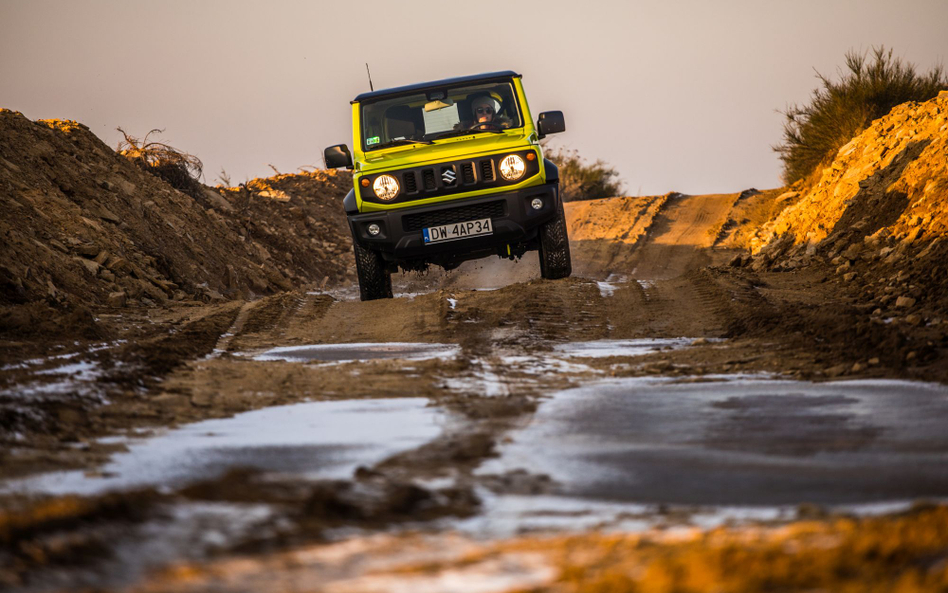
[358,77,524,153]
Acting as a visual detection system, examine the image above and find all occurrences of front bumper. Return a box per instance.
[348,182,560,264]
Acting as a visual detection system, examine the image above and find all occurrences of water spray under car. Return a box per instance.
[324,70,571,301]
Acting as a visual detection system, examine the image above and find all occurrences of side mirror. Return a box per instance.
[324,144,353,169]
[537,111,565,138]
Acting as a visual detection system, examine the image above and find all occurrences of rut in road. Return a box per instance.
[211,192,750,359]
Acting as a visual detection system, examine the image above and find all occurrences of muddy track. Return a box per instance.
[3,188,948,592]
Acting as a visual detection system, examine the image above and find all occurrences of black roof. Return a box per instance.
[352,70,521,104]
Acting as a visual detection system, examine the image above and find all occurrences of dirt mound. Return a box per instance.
[713,188,804,251]
[0,109,353,335]
[214,172,355,291]
[746,91,948,323]
[754,91,948,258]
[565,194,668,244]
[564,194,667,278]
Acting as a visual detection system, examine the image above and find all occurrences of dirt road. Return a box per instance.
[3,192,948,592]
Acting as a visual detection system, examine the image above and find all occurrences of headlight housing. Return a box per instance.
[372,174,399,201]
[499,154,526,181]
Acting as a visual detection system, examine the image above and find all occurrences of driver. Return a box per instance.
[469,94,511,129]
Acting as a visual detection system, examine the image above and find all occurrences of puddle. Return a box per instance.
[444,360,510,397]
[3,398,446,496]
[553,338,695,358]
[0,361,110,405]
[470,376,948,534]
[252,342,460,363]
[1,341,129,401]
[307,285,361,301]
[499,355,596,375]
[596,281,618,297]
[458,491,924,539]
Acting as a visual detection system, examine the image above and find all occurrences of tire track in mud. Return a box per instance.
[520,280,609,343]
[625,193,740,281]
[206,301,255,358]
[212,292,306,353]
[603,272,733,338]
[566,192,749,340]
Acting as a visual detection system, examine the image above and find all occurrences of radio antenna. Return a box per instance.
[365,63,374,92]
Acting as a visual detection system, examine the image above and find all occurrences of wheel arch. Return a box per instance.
[343,189,358,214]
[543,158,559,183]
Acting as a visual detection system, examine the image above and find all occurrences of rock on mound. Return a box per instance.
[749,91,948,321]
[0,109,354,330]
[753,91,948,264]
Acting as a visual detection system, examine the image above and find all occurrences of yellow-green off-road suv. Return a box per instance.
[324,71,571,301]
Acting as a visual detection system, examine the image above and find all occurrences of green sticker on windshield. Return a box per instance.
[366,136,380,146]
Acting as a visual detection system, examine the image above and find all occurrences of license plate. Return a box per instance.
[423,218,493,244]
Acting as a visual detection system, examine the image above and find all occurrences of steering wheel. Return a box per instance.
[468,120,503,131]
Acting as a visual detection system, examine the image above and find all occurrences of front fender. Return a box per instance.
[343,189,358,214]
[543,158,559,183]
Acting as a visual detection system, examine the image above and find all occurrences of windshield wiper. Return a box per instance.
[371,138,432,150]
[429,128,505,141]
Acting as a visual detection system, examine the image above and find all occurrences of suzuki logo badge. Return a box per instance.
[441,167,457,185]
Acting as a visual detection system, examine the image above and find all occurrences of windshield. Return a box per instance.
[360,80,523,151]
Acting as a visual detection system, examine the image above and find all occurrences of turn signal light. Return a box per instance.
[526,152,536,161]
[361,178,370,187]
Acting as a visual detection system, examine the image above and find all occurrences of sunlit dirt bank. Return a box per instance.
[2,93,948,591]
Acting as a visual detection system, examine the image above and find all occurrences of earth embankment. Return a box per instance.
[0,109,354,346]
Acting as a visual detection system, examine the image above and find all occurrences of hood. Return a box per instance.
[358,131,535,174]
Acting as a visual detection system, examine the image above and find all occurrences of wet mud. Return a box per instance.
[3,190,948,592]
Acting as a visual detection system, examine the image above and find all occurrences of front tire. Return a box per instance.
[353,242,393,301]
[538,199,572,280]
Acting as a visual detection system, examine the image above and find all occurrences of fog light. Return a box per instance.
[367,223,381,236]
[530,198,543,210]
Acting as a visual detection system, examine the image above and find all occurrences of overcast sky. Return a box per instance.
[2,0,947,195]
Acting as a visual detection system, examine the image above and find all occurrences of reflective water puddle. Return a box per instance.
[3,398,446,496]
[467,376,948,536]
[252,342,460,363]
[553,338,697,358]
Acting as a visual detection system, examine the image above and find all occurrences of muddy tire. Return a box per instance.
[538,200,572,280]
[354,242,393,301]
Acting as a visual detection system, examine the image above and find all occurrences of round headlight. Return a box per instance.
[372,174,399,201]
[499,154,526,181]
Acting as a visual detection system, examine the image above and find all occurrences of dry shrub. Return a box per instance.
[543,142,623,202]
[117,128,206,200]
[775,46,947,185]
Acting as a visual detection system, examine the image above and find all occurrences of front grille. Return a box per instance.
[460,162,476,184]
[403,200,506,232]
[358,150,539,205]
[402,171,417,193]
